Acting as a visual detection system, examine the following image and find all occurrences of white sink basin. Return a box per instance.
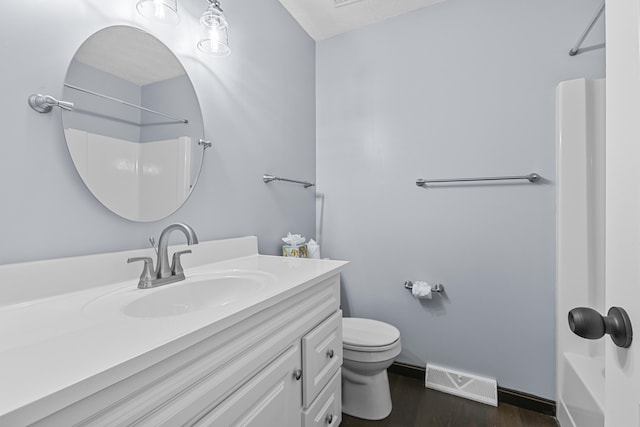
[124,270,274,318]
[84,270,275,318]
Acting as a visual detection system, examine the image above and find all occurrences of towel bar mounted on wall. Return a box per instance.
[64,84,189,123]
[28,94,74,113]
[263,174,315,188]
[416,173,541,187]
[28,85,190,124]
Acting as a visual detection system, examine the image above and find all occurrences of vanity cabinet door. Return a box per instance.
[194,342,302,427]
[302,310,342,408]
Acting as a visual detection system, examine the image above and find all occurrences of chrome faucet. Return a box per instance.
[128,223,199,289]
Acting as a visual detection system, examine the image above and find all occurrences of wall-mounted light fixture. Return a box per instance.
[197,0,230,56]
[136,0,180,25]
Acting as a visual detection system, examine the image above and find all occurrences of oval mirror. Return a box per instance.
[61,26,206,222]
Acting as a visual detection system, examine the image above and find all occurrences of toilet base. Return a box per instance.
[342,367,392,420]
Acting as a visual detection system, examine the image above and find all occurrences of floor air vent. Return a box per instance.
[425,364,498,406]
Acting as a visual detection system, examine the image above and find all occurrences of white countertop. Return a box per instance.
[0,237,347,422]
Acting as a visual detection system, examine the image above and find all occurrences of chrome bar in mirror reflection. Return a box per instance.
[416,173,540,186]
[263,174,315,189]
[64,84,189,124]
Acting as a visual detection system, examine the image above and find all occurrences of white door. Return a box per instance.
[194,343,302,427]
[605,0,640,425]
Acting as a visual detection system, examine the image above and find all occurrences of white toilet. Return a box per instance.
[341,317,402,420]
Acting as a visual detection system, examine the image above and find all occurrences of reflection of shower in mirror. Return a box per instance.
[65,129,194,221]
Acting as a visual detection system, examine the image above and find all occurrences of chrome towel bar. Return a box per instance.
[416,173,540,186]
[28,94,74,113]
[263,174,315,188]
[64,84,189,124]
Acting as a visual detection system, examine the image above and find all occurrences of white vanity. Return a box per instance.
[0,237,348,426]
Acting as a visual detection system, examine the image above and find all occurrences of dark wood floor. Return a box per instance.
[341,373,558,427]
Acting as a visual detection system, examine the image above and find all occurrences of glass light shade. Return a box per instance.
[197,4,230,56]
[197,27,230,56]
[136,0,180,25]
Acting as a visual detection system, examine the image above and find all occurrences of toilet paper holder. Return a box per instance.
[404,281,444,293]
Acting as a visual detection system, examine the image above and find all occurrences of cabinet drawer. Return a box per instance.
[302,310,342,408]
[302,369,341,427]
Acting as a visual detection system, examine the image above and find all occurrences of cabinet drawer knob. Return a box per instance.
[325,413,334,424]
[326,349,335,359]
[293,369,302,381]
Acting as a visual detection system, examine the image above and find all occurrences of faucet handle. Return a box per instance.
[128,257,155,289]
[171,250,192,276]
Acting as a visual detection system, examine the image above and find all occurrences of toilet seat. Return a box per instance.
[343,317,400,350]
[344,340,399,352]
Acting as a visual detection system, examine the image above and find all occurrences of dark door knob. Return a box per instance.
[568,306,633,348]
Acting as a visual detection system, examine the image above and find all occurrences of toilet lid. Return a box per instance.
[342,317,400,347]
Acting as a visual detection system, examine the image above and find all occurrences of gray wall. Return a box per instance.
[1,0,316,264]
[316,0,605,399]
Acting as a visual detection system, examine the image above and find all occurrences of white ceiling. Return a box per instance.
[74,26,185,86]
[278,0,446,40]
